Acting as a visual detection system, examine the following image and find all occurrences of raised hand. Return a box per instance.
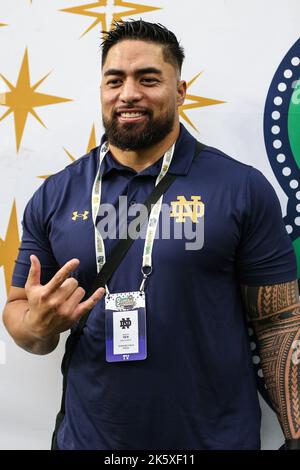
[23,255,105,340]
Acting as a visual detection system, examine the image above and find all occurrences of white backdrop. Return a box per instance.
[0,0,299,449]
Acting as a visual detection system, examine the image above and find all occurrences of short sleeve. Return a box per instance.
[12,182,59,288]
[236,167,297,286]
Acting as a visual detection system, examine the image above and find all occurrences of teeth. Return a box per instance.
[120,112,144,118]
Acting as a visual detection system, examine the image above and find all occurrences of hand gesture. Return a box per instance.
[24,255,104,340]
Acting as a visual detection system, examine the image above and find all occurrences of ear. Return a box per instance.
[177,80,187,107]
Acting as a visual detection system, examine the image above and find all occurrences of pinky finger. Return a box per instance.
[73,287,105,321]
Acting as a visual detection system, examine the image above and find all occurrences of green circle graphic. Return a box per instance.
[288,77,300,276]
[288,77,300,170]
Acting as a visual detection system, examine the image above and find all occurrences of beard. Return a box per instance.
[102,108,176,151]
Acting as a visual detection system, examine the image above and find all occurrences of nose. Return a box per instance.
[119,78,142,103]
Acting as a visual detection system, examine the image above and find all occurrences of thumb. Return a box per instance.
[26,254,41,288]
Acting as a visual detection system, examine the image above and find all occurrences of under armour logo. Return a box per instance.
[120,318,132,329]
[72,211,89,221]
[170,196,205,223]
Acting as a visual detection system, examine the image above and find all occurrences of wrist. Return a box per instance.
[285,438,300,450]
[22,308,58,346]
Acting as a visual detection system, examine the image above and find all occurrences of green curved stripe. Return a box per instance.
[288,78,300,170]
[293,237,300,278]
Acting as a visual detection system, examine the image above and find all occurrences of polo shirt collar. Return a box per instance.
[98,124,197,177]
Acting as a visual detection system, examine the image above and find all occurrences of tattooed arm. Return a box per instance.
[241,281,300,447]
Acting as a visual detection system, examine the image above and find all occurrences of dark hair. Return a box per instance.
[101,19,185,73]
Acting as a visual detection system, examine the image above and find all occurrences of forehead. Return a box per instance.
[102,40,173,73]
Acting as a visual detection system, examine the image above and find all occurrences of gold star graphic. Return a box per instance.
[64,123,97,161]
[0,201,20,296]
[0,49,72,152]
[39,124,97,179]
[60,0,161,38]
[179,72,225,132]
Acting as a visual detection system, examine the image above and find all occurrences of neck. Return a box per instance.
[108,122,180,172]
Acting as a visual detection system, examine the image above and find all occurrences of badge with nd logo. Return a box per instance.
[170,196,205,223]
[105,290,147,363]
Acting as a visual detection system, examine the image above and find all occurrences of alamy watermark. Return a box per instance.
[96,196,205,251]
[291,79,300,104]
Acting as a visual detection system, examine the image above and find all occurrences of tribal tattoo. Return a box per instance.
[241,281,300,439]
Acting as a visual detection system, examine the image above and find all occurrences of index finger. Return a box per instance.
[43,258,80,297]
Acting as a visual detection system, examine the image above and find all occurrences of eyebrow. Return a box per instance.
[103,67,163,77]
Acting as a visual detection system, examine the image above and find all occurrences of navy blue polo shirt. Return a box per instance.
[12,124,296,450]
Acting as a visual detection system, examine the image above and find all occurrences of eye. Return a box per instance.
[107,79,122,87]
[141,77,159,85]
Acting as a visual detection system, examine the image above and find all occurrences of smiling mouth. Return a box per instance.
[119,112,146,118]
[115,108,149,121]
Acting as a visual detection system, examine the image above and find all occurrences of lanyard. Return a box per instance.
[91,141,175,292]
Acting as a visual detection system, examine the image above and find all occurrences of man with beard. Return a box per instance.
[3,20,300,451]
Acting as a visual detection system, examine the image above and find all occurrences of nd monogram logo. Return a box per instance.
[170,196,205,223]
[72,211,89,221]
[120,318,132,329]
